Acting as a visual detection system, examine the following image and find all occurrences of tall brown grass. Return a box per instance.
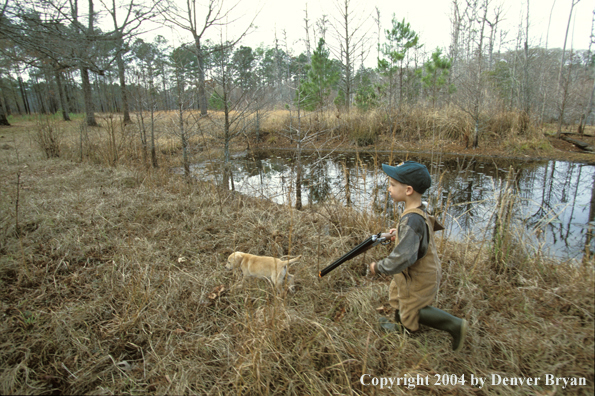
[0,116,592,395]
[254,106,547,156]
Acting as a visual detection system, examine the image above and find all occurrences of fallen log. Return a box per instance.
[560,135,595,153]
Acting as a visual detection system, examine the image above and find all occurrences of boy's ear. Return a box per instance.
[405,185,415,195]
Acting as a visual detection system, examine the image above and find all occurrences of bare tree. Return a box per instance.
[448,0,463,100]
[556,0,582,137]
[0,0,102,124]
[170,44,197,177]
[330,0,369,110]
[537,0,558,123]
[579,8,595,134]
[100,0,159,124]
[303,4,312,61]
[522,0,530,113]
[316,14,330,43]
[0,1,10,125]
[206,35,263,190]
[80,0,99,126]
[486,3,503,71]
[454,0,490,148]
[160,0,256,116]
[131,37,166,168]
[373,7,381,61]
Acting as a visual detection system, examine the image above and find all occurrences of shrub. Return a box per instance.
[35,118,62,158]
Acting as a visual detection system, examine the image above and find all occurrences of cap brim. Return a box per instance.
[382,164,405,184]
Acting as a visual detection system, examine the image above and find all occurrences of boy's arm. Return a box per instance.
[375,215,425,275]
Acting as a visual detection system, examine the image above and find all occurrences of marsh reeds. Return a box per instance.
[0,114,592,395]
[491,167,519,273]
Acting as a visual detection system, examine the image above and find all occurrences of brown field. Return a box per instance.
[0,113,593,395]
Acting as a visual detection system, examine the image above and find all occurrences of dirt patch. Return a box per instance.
[546,134,595,162]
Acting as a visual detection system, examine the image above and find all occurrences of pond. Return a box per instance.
[191,149,595,261]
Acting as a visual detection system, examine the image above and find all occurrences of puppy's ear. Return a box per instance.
[234,252,243,266]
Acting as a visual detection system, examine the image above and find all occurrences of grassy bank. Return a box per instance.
[255,107,595,163]
[0,116,593,395]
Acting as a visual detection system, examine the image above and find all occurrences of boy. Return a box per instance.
[369,161,468,352]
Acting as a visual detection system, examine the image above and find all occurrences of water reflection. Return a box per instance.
[192,150,595,261]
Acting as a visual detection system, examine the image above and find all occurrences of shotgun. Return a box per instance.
[319,232,393,277]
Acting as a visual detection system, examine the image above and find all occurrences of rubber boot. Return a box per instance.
[418,306,468,352]
[378,316,398,332]
[378,314,405,333]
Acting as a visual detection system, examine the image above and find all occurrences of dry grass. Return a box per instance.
[28,106,572,162]
[255,107,562,159]
[0,117,593,395]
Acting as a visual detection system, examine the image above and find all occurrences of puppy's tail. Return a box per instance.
[286,255,302,266]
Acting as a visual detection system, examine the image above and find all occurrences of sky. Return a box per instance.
[144,0,594,65]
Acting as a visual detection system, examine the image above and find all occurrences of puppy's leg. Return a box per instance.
[287,274,295,294]
[275,266,288,294]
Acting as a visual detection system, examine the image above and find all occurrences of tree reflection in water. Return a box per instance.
[192,150,595,261]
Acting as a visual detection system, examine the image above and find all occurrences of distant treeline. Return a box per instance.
[0,0,593,137]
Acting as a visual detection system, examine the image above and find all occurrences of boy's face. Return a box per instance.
[388,177,409,202]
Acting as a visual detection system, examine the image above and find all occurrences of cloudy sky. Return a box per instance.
[145,0,593,63]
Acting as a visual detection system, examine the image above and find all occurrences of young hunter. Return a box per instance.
[368,161,468,352]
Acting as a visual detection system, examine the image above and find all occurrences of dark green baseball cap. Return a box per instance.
[382,161,432,194]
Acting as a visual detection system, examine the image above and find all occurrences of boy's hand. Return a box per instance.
[389,229,397,241]
[369,262,377,276]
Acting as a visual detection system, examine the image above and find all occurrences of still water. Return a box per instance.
[192,150,595,261]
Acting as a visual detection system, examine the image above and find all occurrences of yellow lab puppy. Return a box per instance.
[226,252,301,293]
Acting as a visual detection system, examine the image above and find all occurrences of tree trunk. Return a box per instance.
[556,0,578,137]
[580,69,595,135]
[0,76,10,125]
[295,87,303,210]
[116,51,131,123]
[55,70,71,121]
[137,94,148,166]
[17,76,30,114]
[473,118,479,148]
[0,101,9,126]
[161,64,169,110]
[342,0,351,109]
[448,0,461,104]
[295,141,302,210]
[177,75,189,177]
[198,53,207,116]
[81,67,97,126]
[11,82,22,115]
[472,0,488,148]
[194,35,208,116]
[522,0,531,114]
[557,51,574,137]
[34,75,47,114]
[149,71,158,168]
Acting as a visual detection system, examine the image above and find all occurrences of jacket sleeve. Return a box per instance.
[375,218,422,275]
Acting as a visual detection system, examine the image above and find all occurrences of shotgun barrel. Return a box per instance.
[319,232,392,277]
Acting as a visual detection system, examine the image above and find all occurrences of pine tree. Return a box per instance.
[296,38,340,111]
[377,16,420,109]
[422,48,452,108]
